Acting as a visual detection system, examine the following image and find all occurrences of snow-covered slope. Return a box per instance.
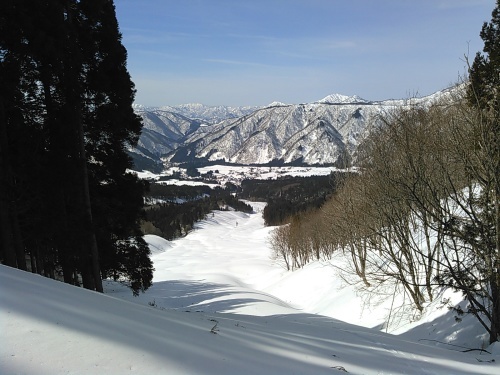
[134,109,201,154]
[2,202,498,374]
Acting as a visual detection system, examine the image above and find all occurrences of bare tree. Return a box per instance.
[269,225,292,271]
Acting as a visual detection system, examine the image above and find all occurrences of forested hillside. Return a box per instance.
[142,183,252,240]
[239,174,350,226]
[0,0,152,295]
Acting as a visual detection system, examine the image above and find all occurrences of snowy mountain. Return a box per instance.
[168,102,353,165]
[129,108,203,171]
[131,91,450,170]
[139,103,260,125]
[316,93,369,104]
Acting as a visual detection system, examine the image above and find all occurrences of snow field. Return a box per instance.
[2,201,499,374]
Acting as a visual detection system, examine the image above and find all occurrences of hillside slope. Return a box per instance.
[2,202,498,374]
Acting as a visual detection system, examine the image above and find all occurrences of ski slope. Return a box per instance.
[2,202,499,374]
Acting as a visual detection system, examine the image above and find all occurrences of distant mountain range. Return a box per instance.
[129,90,450,172]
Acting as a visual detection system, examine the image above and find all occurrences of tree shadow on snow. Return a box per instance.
[2,266,497,375]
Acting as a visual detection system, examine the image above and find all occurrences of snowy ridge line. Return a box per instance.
[131,88,456,168]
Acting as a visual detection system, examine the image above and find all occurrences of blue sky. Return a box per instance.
[115,0,494,106]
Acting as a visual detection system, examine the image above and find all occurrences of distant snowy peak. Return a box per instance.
[317,93,369,105]
[265,101,290,108]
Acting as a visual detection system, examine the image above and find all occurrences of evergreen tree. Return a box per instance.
[468,0,500,110]
[77,0,153,294]
[0,0,43,271]
[467,0,500,344]
[0,0,153,294]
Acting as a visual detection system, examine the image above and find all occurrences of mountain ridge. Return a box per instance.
[130,89,454,171]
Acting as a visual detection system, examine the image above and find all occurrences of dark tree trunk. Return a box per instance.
[76,112,103,292]
[11,200,27,270]
[491,276,500,344]
[0,99,26,269]
[63,2,103,292]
